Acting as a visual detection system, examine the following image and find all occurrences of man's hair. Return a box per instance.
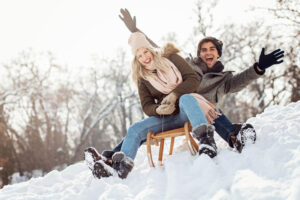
[197,37,223,58]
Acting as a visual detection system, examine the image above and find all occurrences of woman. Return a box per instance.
[85,32,231,179]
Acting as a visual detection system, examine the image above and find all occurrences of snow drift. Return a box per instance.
[1,101,300,200]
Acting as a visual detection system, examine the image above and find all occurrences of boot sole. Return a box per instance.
[84,147,102,171]
[93,161,113,179]
[241,124,256,144]
[199,144,217,158]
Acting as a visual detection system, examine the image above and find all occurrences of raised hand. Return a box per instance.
[258,48,284,70]
[119,8,138,33]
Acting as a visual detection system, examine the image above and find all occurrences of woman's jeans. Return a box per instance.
[113,109,234,156]
[120,94,208,159]
[113,109,235,154]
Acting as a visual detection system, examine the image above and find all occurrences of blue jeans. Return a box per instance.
[113,112,235,154]
[213,109,235,143]
[120,94,208,159]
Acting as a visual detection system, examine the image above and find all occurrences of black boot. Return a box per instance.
[102,150,115,159]
[241,123,256,144]
[192,124,217,158]
[92,160,113,178]
[84,147,103,171]
[84,147,114,179]
[112,152,134,179]
[229,123,256,153]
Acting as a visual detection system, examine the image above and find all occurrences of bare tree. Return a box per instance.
[266,0,300,102]
[0,50,74,185]
[189,0,298,122]
[70,49,143,163]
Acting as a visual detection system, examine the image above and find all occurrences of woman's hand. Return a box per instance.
[161,92,178,105]
[156,104,176,115]
[119,8,138,33]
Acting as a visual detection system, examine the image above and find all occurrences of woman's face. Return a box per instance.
[136,47,155,70]
[199,42,219,68]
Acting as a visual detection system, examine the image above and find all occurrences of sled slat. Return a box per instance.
[146,122,198,167]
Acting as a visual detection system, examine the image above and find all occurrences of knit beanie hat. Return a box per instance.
[197,37,223,58]
[128,32,153,55]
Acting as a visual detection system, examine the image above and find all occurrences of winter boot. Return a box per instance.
[84,147,114,179]
[112,152,134,179]
[84,148,134,179]
[101,150,115,166]
[92,160,113,179]
[84,147,102,171]
[240,123,256,144]
[229,123,256,153]
[192,124,217,158]
[102,150,115,159]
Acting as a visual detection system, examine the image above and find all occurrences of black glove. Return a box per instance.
[258,48,284,70]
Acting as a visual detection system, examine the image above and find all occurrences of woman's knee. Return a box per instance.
[126,124,140,139]
[126,122,146,143]
[179,94,194,107]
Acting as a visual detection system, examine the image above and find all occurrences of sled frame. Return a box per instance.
[146,122,198,167]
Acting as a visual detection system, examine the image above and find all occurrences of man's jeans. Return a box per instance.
[213,109,235,143]
[120,94,208,159]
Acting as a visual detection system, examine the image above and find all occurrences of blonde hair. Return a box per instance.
[131,47,170,86]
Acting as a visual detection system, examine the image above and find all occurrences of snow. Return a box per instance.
[1,101,300,200]
[10,170,44,185]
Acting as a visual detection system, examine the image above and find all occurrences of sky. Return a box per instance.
[0,0,273,68]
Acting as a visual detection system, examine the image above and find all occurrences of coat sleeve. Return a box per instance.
[222,64,265,94]
[168,54,200,96]
[137,80,160,117]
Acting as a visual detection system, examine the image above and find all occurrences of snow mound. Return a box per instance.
[1,101,300,200]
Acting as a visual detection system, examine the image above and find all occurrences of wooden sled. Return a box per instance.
[146,122,199,167]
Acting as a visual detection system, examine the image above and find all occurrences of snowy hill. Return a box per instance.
[1,101,300,200]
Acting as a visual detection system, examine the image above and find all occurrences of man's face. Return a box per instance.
[199,42,219,68]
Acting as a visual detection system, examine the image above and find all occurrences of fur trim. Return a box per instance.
[162,43,180,58]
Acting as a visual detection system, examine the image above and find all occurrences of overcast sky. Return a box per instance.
[0,0,273,68]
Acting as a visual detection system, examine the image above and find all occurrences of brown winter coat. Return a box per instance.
[137,43,200,117]
[187,58,265,106]
[137,30,265,107]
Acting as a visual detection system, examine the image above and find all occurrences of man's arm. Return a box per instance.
[222,65,263,94]
[119,8,159,48]
[223,48,285,94]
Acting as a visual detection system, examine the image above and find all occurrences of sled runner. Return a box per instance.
[146,122,198,167]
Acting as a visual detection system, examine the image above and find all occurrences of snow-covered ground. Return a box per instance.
[1,101,300,200]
